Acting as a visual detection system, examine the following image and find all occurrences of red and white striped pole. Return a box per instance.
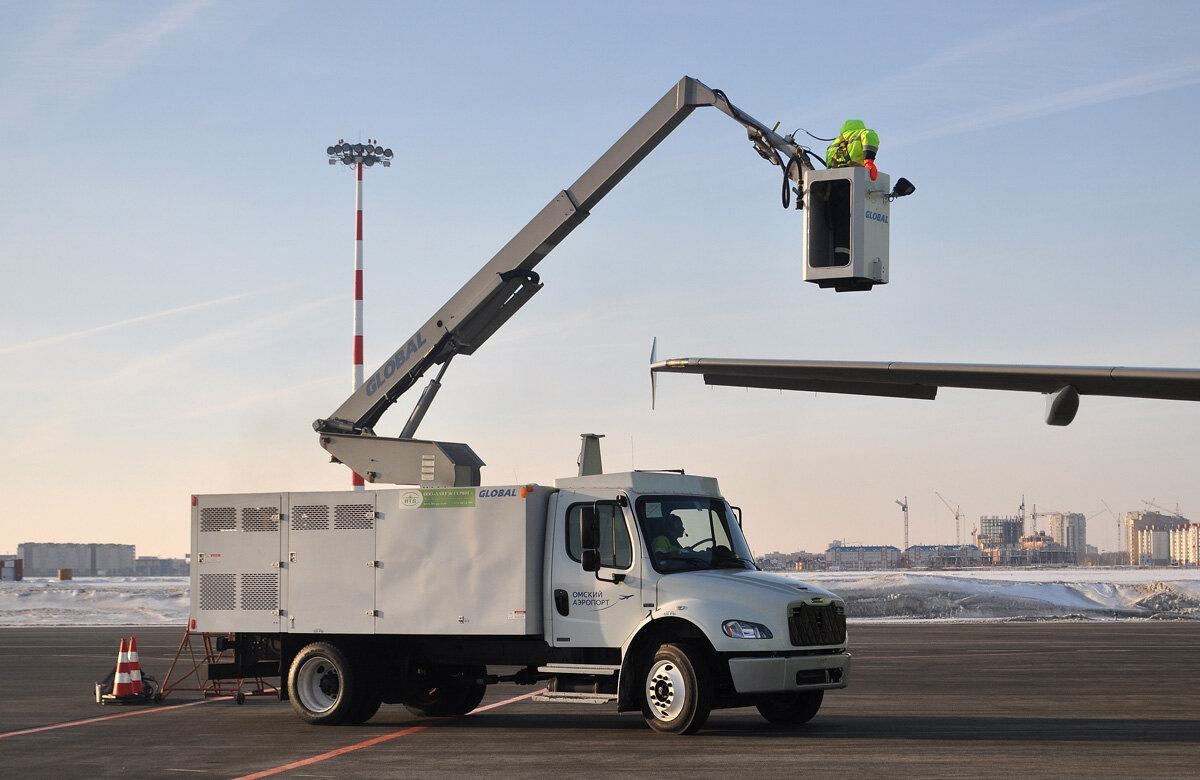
[327,139,393,490]
[351,161,365,489]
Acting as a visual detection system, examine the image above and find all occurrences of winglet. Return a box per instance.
[650,337,658,410]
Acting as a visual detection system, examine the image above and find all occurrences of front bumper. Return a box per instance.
[726,652,851,694]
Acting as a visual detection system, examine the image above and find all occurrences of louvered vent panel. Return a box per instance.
[291,505,330,531]
[242,507,279,532]
[199,574,236,610]
[240,573,279,611]
[334,504,375,530]
[199,507,236,533]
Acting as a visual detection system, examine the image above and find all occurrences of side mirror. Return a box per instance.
[580,504,600,571]
[580,505,600,550]
[732,506,743,528]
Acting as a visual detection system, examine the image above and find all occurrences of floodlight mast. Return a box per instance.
[326,139,394,488]
[313,76,813,486]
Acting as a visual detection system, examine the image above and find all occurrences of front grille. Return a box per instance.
[789,602,846,647]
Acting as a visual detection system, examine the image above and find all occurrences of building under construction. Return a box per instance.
[1125,511,1191,565]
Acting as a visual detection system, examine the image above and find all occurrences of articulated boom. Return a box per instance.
[314,76,811,486]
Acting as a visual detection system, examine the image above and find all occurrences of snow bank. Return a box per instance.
[2,570,1199,626]
[785,569,1200,621]
[0,577,189,626]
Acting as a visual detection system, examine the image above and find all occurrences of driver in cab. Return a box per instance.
[651,512,686,554]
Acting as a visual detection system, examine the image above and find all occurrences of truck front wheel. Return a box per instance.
[756,690,824,725]
[641,643,712,735]
[287,642,359,725]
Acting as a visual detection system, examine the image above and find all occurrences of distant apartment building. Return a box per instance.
[1125,512,1189,565]
[17,543,135,577]
[905,545,983,568]
[1135,529,1172,566]
[134,556,190,576]
[1047,513,1087,561]
[825,541,901,570]
[755,551,824,572]
[1169,525,1200,566]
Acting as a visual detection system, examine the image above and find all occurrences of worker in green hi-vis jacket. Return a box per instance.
[816,119,881,267]
[826,119,880,181]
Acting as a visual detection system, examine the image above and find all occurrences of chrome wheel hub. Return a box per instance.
[646,660,686,721]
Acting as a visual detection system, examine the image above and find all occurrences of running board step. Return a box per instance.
[537,663,621,675]
[532,692,619,705]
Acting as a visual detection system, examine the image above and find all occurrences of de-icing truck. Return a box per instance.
[190,77,904,734]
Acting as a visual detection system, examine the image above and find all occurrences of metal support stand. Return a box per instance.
[156,629,277,705]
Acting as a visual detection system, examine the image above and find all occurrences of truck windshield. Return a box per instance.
[636,495,756,573]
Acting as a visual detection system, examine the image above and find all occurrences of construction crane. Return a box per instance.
[1142,499,1185,518]
[1029,504,1065,535]
[935,492,963,546]
[1100,499,1120,556]
[895,497,909,565]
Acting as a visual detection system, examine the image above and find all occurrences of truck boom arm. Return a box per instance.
[314,76,805,439]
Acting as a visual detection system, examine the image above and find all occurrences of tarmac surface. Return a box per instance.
[1,622,1198,778]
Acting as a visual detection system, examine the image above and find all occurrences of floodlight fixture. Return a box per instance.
[889,177,916,200]
[326,137,393,168]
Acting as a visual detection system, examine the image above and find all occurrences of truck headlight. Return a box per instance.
[721,619,773,639]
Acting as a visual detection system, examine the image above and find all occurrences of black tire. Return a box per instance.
[641,643,712,735]
[346,687,383,724]
[287,642,358,725]
[756,690,824,725]
[403,665,486,717]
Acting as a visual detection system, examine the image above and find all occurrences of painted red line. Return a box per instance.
[469,688,545,714]
[0,697,230,739]
[234,725,430,780]
[232,688,546,780]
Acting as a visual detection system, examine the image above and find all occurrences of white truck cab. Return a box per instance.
[544,471,849,732]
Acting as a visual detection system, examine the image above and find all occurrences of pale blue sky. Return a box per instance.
[3,1,1199,557]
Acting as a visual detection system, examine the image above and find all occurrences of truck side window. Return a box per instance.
[566,503,632,569]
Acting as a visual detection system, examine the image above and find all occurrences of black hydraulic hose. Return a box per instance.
[782,156,800,209]
[794,126,836,143]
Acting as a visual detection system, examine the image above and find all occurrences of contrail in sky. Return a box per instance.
[0,289,264,356]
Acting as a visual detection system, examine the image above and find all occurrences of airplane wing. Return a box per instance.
[649,356,1200,425]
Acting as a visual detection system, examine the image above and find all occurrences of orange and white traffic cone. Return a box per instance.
[112,638,133,697]
[126,637,144,696]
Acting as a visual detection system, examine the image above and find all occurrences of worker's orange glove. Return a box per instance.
[864,159,878,181]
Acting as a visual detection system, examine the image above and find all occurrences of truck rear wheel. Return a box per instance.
[346,687,382,724]
[756,690,824,725]
[403,664,486,717]
[641,643,711,735]
[287,642,359,725]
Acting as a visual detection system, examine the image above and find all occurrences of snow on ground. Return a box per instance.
[0,577,189,627]
[784,568,1200,621]
[1,570,1199,626]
